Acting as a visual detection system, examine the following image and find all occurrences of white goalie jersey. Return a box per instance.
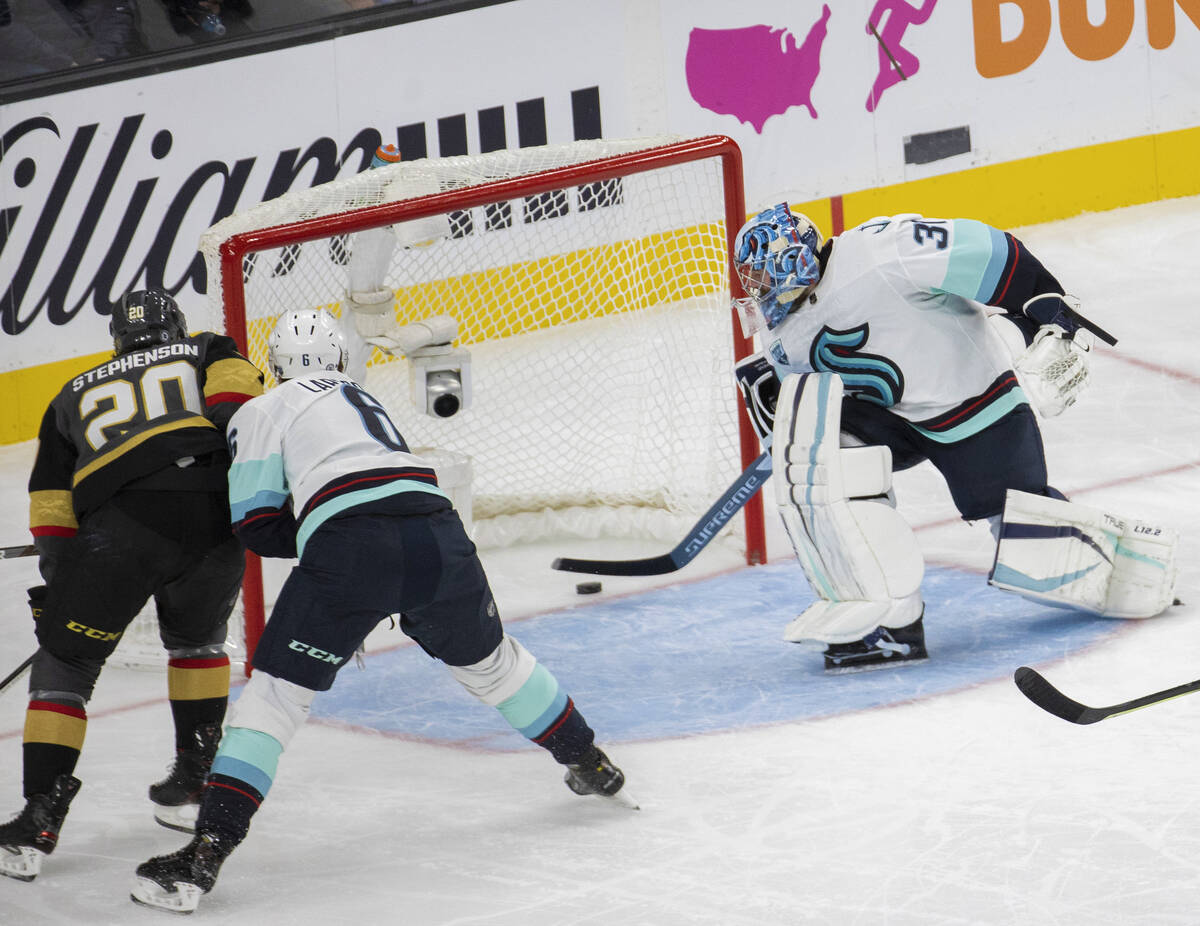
[765,216,1028,443]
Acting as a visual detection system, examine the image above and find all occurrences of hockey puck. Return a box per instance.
[576,581,602,595]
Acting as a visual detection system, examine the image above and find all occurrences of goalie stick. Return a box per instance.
[552,451,773,576]
[1,544,36,559]
[1013,665,1200,724]
[1063,304,1117,347]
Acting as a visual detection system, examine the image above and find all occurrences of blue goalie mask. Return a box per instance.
[733,204,823,333]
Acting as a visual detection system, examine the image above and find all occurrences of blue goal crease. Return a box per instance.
[303,562,1121,749]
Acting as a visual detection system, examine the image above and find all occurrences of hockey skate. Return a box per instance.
[149,722,221,833]
[0,774,81,882]
[130,831,231,914]
[564,746,639,810]
[823,613,928,674]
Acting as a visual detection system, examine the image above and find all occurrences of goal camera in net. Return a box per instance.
[409,345,472,418]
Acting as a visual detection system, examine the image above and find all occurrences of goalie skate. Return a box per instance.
[823,613,928,674]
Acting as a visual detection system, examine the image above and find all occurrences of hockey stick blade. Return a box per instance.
[552,451,773,576]
[1,544,36,559]
[1014,666,1200,724]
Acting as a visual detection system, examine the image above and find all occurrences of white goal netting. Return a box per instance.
[114,135,761,669]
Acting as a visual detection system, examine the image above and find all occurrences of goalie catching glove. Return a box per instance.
[1016,324,1092,418]
[1013,294,1093,418]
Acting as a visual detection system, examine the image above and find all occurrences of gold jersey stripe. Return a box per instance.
[73,416,217,486]
[29,489,77,532]
[205,357,265,401]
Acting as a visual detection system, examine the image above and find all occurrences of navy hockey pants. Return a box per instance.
[839,398,1052,522]
[251,506,502,691]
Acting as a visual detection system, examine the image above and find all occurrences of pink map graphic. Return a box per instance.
[685,5,831,133]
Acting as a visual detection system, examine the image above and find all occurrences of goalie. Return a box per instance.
[732,205,1178,673]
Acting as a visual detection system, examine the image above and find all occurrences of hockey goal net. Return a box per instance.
[180,133,763,667]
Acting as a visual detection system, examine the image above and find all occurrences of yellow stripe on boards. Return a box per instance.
[6,125,1200,446]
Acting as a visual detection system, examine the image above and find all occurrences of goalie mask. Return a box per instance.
[268,309,347,382]
[733,204,823,335]
[110,290,188,355]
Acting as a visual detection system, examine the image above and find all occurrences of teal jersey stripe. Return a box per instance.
[909,387,1028,444]
[231,488,290,521]
[296,481,449,555]
[211,727,284,797]
[496,664,563,734]
[229,454,288,520]
[938,220,1010,303]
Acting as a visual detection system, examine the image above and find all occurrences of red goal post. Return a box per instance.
[198,134,766,669]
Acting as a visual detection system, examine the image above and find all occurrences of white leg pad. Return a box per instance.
[225,671,315,749]
[783,594,925,645]
[989,489,1178,618]
[773,372,924,643]
[448,634,536,707]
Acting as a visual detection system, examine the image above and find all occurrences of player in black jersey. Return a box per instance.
[0,290,264,883]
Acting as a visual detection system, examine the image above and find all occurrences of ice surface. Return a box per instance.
[1,197,1199,924]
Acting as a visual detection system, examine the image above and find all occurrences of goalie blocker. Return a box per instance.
[989,489,1178,618]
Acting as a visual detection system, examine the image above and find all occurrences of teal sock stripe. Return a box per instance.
[210,727,284,798]
[496,664,569,740]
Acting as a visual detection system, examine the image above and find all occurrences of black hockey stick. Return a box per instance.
[1,544,36,559]
[552,451,773,576]
[1,654,34,698]
[1064,304,1117,347]
[1013,665,1200,724]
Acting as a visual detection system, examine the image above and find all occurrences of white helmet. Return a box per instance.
[268,309,347,382]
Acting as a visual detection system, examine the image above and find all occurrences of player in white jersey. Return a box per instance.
[733,205,1178,673]
[131,309,633,915]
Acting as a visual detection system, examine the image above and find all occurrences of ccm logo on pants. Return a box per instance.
[288,640,343,664]
[67,621,122,642]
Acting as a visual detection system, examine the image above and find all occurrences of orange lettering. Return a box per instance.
[972,0,1053,77]
[1059,0,1135,60]
[1147,0,1200,47]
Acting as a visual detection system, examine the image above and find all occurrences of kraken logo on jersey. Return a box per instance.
[809,325,904,407]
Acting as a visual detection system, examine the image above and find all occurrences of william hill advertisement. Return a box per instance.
[2,0,1198,442]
